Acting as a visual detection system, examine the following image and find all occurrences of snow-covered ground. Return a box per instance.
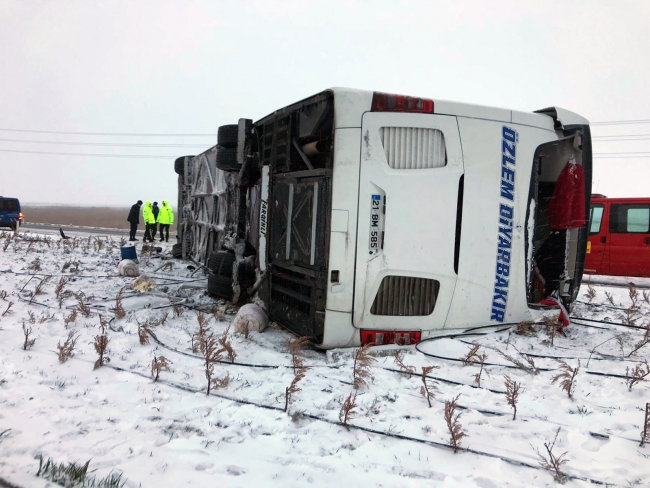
[0,231,649,487]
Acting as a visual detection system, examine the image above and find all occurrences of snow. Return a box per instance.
[1,231,649,487]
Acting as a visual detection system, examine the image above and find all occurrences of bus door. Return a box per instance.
[353,113,464,333]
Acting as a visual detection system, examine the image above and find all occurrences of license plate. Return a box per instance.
[368,194,384,255]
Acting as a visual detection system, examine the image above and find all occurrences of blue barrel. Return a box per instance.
[120,245,138,264]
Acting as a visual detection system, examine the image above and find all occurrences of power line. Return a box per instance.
[2,147,650,160]
[594,152,650,156]
[0,149,174,159]
[0,138,207,148]
[593,133,650,138]
[591,119,650,126]
[0,128,217,137]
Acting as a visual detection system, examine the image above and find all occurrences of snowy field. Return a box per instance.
[0,230,649,487]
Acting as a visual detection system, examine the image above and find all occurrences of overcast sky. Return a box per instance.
[1,0,649,206]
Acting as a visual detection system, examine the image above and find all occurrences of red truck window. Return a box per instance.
[609,204,650,233]
[589,205,604,234]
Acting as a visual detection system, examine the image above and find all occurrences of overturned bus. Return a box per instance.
[173,88,592,349]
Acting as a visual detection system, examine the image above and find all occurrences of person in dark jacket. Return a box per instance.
[151,202,160,240]
[127,200,143,241]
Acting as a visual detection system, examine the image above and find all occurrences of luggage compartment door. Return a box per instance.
[353,113,464,332]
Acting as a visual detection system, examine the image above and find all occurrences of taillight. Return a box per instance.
[360,329,422,346]
[18,212,24,221]
[371,92,434,114]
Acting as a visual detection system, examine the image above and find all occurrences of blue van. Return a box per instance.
[0,197,23,230]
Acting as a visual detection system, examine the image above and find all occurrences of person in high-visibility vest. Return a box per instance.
[157,200,174,242]
[142,201,156,243]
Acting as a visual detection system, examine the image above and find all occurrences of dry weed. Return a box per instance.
[170,300,184,318]
[157,311,169,326]
[138,321,153,345]
[286,336,310,374]
[629,284,640,308]
[218,326,236,363]
[114,287,126,319]
[211,372,230,391]
[552,360,580,399]
[285,362,308,413]
[30,276,51,304]
[625,360,650,390]
[629,324,650,356]
[1,301,13,316]
[394,349,415,375]
[444,394,467,453]
[534,427,569,483]
[461,344,481,365]
[151,355,171,382]
[504,375,522,420]
[584,282,597,303]
[420,366,439,407]
[75,294,92,317]
[352,343,376,389]
[54,277,69,299]
[514,321,538,337]
[22,323,36,350]
[494,344,540,375]
[38,311,56,323]
[197,325,223,395]
[339,391,358,428]
[93,333,110,369]
[64,309,77,328]
[543,316,560,346]
[57,331,78,363]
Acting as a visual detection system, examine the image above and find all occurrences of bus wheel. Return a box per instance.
[208,273,233,300]
[216,147,239,172]
[217,124,238,149]
[172,243,182,259]
[208,251,235,276]
[174,156,186,175]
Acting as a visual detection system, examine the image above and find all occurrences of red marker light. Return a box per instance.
[371,92,434,114]
[18,212,24,221]
[360,329,422,346]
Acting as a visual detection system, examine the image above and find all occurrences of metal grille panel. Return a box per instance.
[379,127,446,169]
[370,276,439,316]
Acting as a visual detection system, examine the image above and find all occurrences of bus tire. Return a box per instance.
[208,273,233,300]
[216,147,239,172]
[174,156,187,175]
[208,251,235,276]
[217,124,238,149]
[172,243,183,259]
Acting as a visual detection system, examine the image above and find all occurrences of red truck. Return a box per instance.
[585,195,650,277]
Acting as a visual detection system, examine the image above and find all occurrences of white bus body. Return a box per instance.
[175,88,592,349]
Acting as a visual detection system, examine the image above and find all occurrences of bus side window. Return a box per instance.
[589,205,604,234]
